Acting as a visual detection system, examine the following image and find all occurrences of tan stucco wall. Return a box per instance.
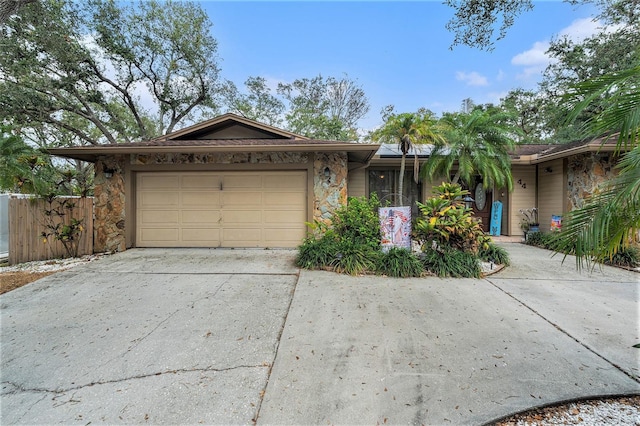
[537,159,565,232]
[509,165,537,236]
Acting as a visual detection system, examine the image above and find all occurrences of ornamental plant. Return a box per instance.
[296,194,383,275]
[414,182,489,254]
[40,194,85,258]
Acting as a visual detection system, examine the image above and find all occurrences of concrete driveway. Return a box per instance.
[1,244,638,424]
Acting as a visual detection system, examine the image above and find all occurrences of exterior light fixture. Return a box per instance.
[463,195,474,209]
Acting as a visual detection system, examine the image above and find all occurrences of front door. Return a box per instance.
[472,182,492,233]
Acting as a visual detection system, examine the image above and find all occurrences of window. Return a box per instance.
[368,169,422,218]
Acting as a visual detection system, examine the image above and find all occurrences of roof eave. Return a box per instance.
[48,143,380,163]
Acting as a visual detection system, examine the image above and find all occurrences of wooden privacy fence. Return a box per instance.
[8,196,94,265]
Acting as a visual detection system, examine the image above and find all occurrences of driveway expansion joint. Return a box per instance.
[485,278,640,384]
[254,268,301,423]
[77,271,300,276]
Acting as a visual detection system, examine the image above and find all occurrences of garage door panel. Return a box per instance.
[223,192,262,205]
[182,191,220,207]
[137,171,306,248]
[224,210,261,224]
[139,175,179,189]
[264,228,307,245]
[263,209,306,224]
[182,228,220,242]
[182,210,221,224]
[140,210,179,224]
[223,228,261,246]
[139,228,179,242]
[264,174,305,189]
[140,192,179,207]
[223,174,262,188]
[264,192,305,205]
[181,174,220,188]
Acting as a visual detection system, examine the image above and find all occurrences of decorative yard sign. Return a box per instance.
[490,200,503,236]
[379,206,411,252]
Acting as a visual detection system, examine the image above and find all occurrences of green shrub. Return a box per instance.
[375,247,423,278]
[479,243,510,266]
[605,246,640,268]
[524,231,554,248]
[296,236,339,269]
[332,194,382,252]
[330,241,375,276]
[414,183,488,254]
[421,245,481,278]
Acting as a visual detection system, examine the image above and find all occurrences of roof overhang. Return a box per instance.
[511,139,622,165]
[48,142,381,166]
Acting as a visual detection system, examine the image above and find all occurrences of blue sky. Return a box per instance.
[200,1,600,131]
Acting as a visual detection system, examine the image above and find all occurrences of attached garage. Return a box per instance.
[136,171,307,248]
[48,114,379,252]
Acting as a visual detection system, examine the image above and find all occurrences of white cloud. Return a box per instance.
[558,17,602,42]
[455,71,489,87]
[512,41,550,67]
[496,69,506,82]
[510,17,605,83]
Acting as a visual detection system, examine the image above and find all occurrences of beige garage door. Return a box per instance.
[136,171,307,248]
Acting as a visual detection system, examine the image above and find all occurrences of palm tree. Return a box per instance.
[0,125,34,192]
[371,110,444,206]
[552,63,640,268]
[421,108,516,191]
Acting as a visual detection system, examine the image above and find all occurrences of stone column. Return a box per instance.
[94,156,126,253]
[313,152,348,226]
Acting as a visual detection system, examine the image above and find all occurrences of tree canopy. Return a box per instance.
[276,74,370,141]
[444,0,533,51]
[0,0,223,146]
[552,63,640,267]
[421,107,517,192]
[222,74,370,141]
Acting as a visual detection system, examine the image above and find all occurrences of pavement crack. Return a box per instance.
[97,277,232,371]
[127,310,179,352]
[3,364,268,396]
[485,278,640,384]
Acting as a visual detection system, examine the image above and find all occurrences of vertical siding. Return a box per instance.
[537,159,565,232]
[508,166,537,236]
[8,197,94,265]
[347,168,367,198]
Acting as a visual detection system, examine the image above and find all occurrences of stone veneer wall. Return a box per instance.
[94,156,126,253]
[566,152,618,211]
[93,151,349,251]
[131,152,308,165]
[313,152,348,225]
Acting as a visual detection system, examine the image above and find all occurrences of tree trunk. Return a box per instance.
[452,170,461,185]
[398,153,405,206]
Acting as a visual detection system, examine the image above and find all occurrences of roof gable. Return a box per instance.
[158,113,308,141]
